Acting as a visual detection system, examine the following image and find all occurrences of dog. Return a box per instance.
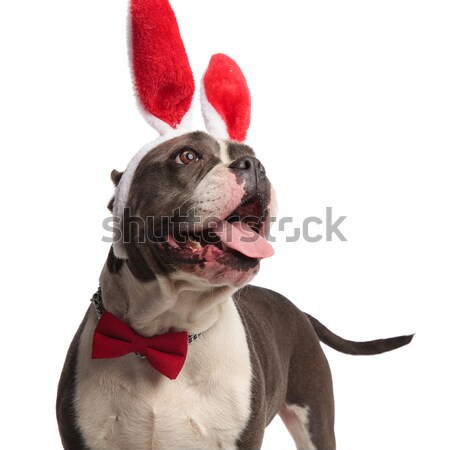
[56,1,413,449]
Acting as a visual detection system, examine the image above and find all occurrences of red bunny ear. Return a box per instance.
[130,0,195,134]
[201,54,251,142]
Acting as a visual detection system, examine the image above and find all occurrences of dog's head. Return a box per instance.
[111,131,274,288]
[108,0,275,289]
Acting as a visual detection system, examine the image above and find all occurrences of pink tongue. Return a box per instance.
[213,221,274,259]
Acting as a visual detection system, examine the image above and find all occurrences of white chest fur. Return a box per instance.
[75,298,252,450]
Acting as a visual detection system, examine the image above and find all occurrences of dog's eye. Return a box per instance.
[175,149,200,165]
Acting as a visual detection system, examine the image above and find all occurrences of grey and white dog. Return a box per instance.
[56,1,413,449]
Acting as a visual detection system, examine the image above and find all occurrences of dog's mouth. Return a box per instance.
[164,196,274,265]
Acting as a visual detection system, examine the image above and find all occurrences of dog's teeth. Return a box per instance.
[188,237,202,249]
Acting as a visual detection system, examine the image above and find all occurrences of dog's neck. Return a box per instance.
[99,262,236,338]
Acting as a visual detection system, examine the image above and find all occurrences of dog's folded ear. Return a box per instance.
[107,197,114,213]
[111,169,123,187]
[200,53,251,142]
[107,170,123,212]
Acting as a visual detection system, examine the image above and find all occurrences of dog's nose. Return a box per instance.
[229,156,266,175]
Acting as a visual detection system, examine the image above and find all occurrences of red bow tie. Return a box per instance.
[91,310,188,380]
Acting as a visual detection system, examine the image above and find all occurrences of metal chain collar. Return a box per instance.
[90,288,202,345]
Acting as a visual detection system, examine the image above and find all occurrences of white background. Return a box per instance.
[1,1,449,449]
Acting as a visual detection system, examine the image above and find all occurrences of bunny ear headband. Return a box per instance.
[113,0,251,259]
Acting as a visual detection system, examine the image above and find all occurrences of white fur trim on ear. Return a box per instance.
[139,106,176,136]
[200,81,229,141]
[112,128,189,259]
[138,103,195,136]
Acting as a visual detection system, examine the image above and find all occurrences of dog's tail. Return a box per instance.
[305,313,414,355]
